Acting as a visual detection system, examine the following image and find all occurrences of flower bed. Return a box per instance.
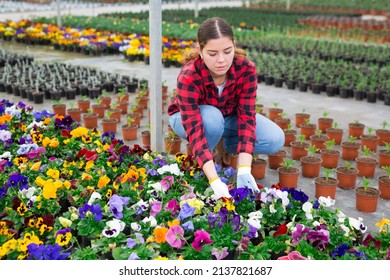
[0,99,389,260]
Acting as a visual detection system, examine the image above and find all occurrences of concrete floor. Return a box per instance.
[1,40,389,233]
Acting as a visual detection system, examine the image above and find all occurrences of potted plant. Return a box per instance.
[122,117,139,141]
[52,99,67,116]
[348,120,365,139]
[290,134,310,160]
[274,112,291,131]
[251,155,267,180]
[268,102,283,122]
[378,166,390,200]
[300,145,322,178]
[141,123,151,148]
[378,142,390,168]
[277,158,299,189]
[310,129,329,151]
[355,177,381,213]
[376,120,390,146]
[101,110,119,134]
[267,149,287,170]
[106,102,122,122]
[283,124,297,147]
[92,98,107,118]
[99,90,112,109]
[325,121,343,145]
[320,139,340,169]
[294,108,310,128]
[300,118,317,140]
[77,95,91,113]
[356,146,378,178]
[66,102,82,122]
[83,108,99,129]
[315,167,338,199]
[164,129,182,155]
[336,161,359,190]
[341,135,360,161]
[317,111,333,133]
[360,127,379,153]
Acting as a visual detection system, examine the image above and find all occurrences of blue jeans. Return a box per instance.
[169,105,285,155]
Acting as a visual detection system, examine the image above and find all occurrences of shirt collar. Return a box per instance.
[196,57,236,86]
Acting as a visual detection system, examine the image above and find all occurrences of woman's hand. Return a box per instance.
[236,166,259,193]
[210,178,232,200]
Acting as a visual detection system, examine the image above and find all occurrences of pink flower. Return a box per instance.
[160,175,174,191]
[150,200,162,216]
[192,230,213,251]
[166,225,185,249]
[277,251,308,260]
[164,199,180,215]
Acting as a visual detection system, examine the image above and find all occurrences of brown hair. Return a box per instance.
[181,17,246,64]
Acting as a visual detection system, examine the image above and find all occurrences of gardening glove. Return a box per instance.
[236,165,260,193]
[209,177,232,200]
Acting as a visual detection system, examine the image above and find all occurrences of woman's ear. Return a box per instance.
[196,44,202,59]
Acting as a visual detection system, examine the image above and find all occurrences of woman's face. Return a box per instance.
[199,36,235,78]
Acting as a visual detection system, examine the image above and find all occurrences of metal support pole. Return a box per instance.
[149,0,163,152]
[56,0,61,27]
[194,0,199,18]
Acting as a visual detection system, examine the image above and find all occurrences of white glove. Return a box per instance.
[210,178,232,200]
[236,166,260,193]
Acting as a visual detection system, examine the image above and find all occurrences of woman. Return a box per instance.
[168,17,284,199]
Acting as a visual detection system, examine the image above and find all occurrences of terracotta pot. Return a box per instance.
[164,136,182,155]
[360,134,379,153]
[99,96,111,109]
[117,93,130,103]
[229,154,239,169]
[277,166,300,189]
[92,104,106,118]
[348,122,365,139]
[66,108,82,122]
[315,177,338,199]
[83,113,99,129]
[300,123,317,140]
[355,187,381,213]
[186,143,193,156]
[290,141,310,160]
[274,117,291,130]
[52,104,66,116]
[336,166,359,190]
[295,113,310,128]
[284,129,297,147]
[326,128,343,145]
[127,112,142,126]
[320,149,340,169]
[300,156,322,178]
[116,101,129,114]
[107,108,122,122]
[355,157,377,178]
[378,149,390,167]
[341,141,360,161]
[378,175,390,200]
[122,124,138,141]
[310,134,329,151]
[267,150,287,169]
[251,158,267,180]
[376,129,390,146]
[317,117,333,133]
[101,118,118,134]
[268,108,283,122]
[77,99,91,113]
[141,130,151,147]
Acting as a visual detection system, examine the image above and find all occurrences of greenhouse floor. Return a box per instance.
[1,39,389,233]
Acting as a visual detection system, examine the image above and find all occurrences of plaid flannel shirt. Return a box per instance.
[167,56,258,167]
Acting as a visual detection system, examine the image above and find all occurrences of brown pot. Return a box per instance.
[107,108,122,122]
[355,157,377,178]
[326,127,343,145]
[277,166,300,189]
[300,156,322,178]
[283,129,297,147]
[317,117,333,134]
[83,113,99,129]
[52,103,66,116]
[99,96,112,109]
[229,154,239,169]
[320,149,340,169]
[92,104,106,118]
[360,134,379,153]
[122,124,138,141]
[127,112,142,126]
[66,108,82,122]
[310,134,329,151]
[376,129,390,146]
[275,117,291,130]
[268,150,287,169]
[348,122,365,139]
[251,158,267,180]
[336,166,359,190]
[378,149,390,168]
[164,136,182,155]
[378,175,390,200]
[186,143,193,156]
[295,112,310,128]
[101,118,118,134]
[268,108,283,122]
[116,101,129,114]
[117,93,130,103]
[315,177,338,199]
[141,130,151,147]
[77,99,91,113]
[341,141,360,161]
[300,123,317,140]
[355,187,381,213]
[290,141,310,160]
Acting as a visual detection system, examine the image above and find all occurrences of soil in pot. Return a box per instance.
[275,117,291,131]
[122,124,139,141]
[101,118,118,134]
[290,141,310,161]
[83,113,99,129]
[300,123,317,140]
[336,166,359,190]
[268,108,283,122]
[77,99,91,113]
[52,103,67,116]
[67,108,82,122]
[310,133,329,151]
[283,129,297,147]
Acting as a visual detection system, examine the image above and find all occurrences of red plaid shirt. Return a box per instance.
[167,56,258,167]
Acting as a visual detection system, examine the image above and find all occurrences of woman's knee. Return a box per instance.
[200,105,225,135]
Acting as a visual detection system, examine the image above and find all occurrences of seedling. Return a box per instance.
[322,167,335,182]
[306,145,319,156]
[362,146,374,158]
[325,139,335,151]
[362,177,372,192]
[322,111,330,118]
[344,161,355,170]
[280,158,296,171]
[366,127,374,135]
[348,135,357,143]
[381,166,390,179]
[332,121,339,129]
[297,134,306,144]
[380,120,389,130]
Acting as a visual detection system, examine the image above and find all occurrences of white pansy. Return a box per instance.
[302,202,313,220]
[337,211,347,223]
[149,182,163,192]
[19,186,37,199]
[131,222,141,231]
[340,224,350,236]
[102,219,126,238]
[248,210,263,220]
[349,217,367,233]
[318,196,335,207]
[142,216,157,227]
[157,163,182,176]
[87,192,102,205]
[269,204,276,214]
[275,189,290,206]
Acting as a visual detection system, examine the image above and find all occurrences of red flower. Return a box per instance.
[273,223,287,236]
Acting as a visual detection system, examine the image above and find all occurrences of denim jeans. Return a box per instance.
[168,105,285,155]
